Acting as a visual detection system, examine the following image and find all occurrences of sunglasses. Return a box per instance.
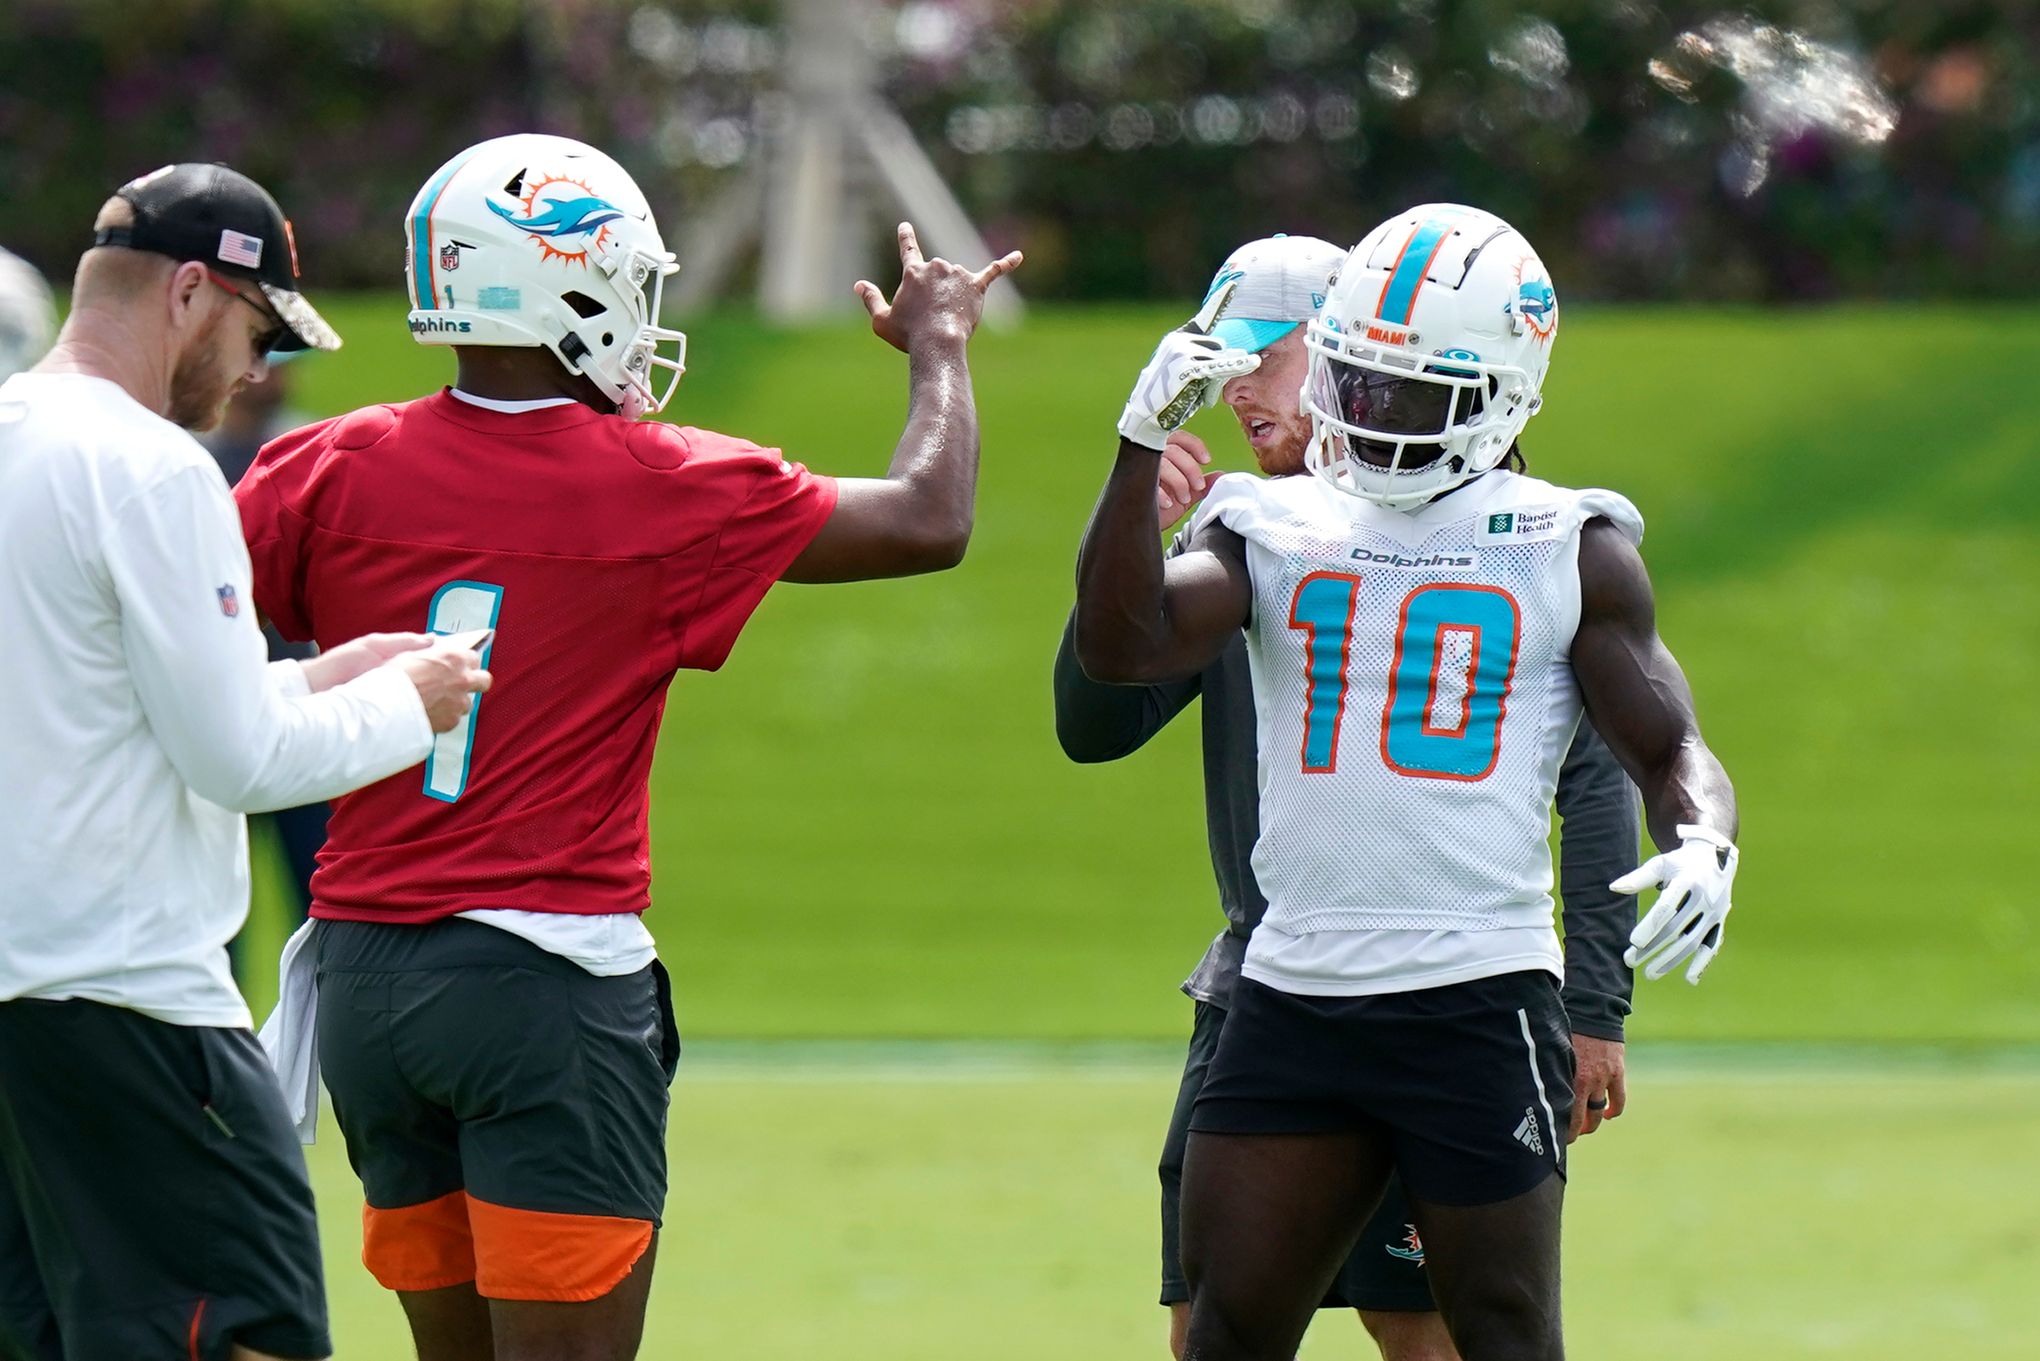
[204,268,287,358]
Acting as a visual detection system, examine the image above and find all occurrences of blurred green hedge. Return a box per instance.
[4,1,2033,301]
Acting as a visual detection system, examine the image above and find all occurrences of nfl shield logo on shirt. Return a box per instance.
[216,584,239,618]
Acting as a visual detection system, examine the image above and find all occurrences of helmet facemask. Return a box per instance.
[555,240,686,420]
[1302,316,1537,510]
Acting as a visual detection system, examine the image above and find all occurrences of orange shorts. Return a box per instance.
[362,1191,653,1302]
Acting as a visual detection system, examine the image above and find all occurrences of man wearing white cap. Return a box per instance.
[1054,235,1640,1361]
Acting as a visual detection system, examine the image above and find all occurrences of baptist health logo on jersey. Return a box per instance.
[1478,506,1566,544]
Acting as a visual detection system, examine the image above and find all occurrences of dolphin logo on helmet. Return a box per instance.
[486,193,625,241]
[1513,260,1558,341]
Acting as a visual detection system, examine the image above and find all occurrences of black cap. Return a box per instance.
[93,163,340,353]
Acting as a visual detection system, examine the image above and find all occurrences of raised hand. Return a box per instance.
[854,222,1024,354]
[1118,279,1259,451]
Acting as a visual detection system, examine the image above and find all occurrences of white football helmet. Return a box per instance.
[1303,204,1558,509]
[404,133,685,418]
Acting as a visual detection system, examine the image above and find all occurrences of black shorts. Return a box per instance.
[0,999,329,1361]
[1160,1000,1435,1312]
[1190,971,1572,1207]
[313,917,680,1303]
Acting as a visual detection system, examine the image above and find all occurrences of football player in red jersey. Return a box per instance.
[235,133,1021,1361]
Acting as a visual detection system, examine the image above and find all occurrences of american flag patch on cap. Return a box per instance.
[218,229,264,269]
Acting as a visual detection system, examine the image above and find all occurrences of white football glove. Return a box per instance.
[1117,279,1260,451]
[1614,824,1740,985]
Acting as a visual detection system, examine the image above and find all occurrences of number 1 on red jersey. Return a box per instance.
[423,580,503,802]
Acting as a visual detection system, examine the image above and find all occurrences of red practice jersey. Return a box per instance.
[236,391,837,924]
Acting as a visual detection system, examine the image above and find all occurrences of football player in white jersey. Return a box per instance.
[1055,234,1644,1361]
[1072,204,1740,1361]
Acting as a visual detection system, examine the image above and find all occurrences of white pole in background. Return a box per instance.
[672,0,1023,323]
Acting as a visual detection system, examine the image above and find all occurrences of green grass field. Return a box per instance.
[227,298,2040,1359]
[297,1052,2040,1361]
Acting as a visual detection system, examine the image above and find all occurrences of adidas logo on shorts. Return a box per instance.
[1513,1107,1544,1156]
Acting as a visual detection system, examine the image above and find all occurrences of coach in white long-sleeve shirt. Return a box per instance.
[0,164,488,1361]
[0,368,442,1025]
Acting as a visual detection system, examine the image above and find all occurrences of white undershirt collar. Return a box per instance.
[448,388,581,414]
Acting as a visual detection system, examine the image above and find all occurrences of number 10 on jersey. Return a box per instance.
[1287,575,1520,781]
[422,580,503,802]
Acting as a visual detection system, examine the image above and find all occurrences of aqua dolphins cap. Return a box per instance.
[1203,233,1346,355]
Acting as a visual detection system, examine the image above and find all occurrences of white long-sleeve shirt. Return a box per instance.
[0,372,434,1027]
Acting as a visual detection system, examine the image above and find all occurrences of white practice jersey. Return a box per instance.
[1191,469,1644,995]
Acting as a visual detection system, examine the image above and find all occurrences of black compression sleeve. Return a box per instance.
[1555,717,1642,1041]
[1052,609,1201,762]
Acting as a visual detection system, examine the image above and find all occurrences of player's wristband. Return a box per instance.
[1116,414,1170,452]
[1675,822,1737,870]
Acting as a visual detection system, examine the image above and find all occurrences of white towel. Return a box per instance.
[257,920,321,1144]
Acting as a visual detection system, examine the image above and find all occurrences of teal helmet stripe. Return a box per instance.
[1374,216,1459,325]
[408,152,477,311]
